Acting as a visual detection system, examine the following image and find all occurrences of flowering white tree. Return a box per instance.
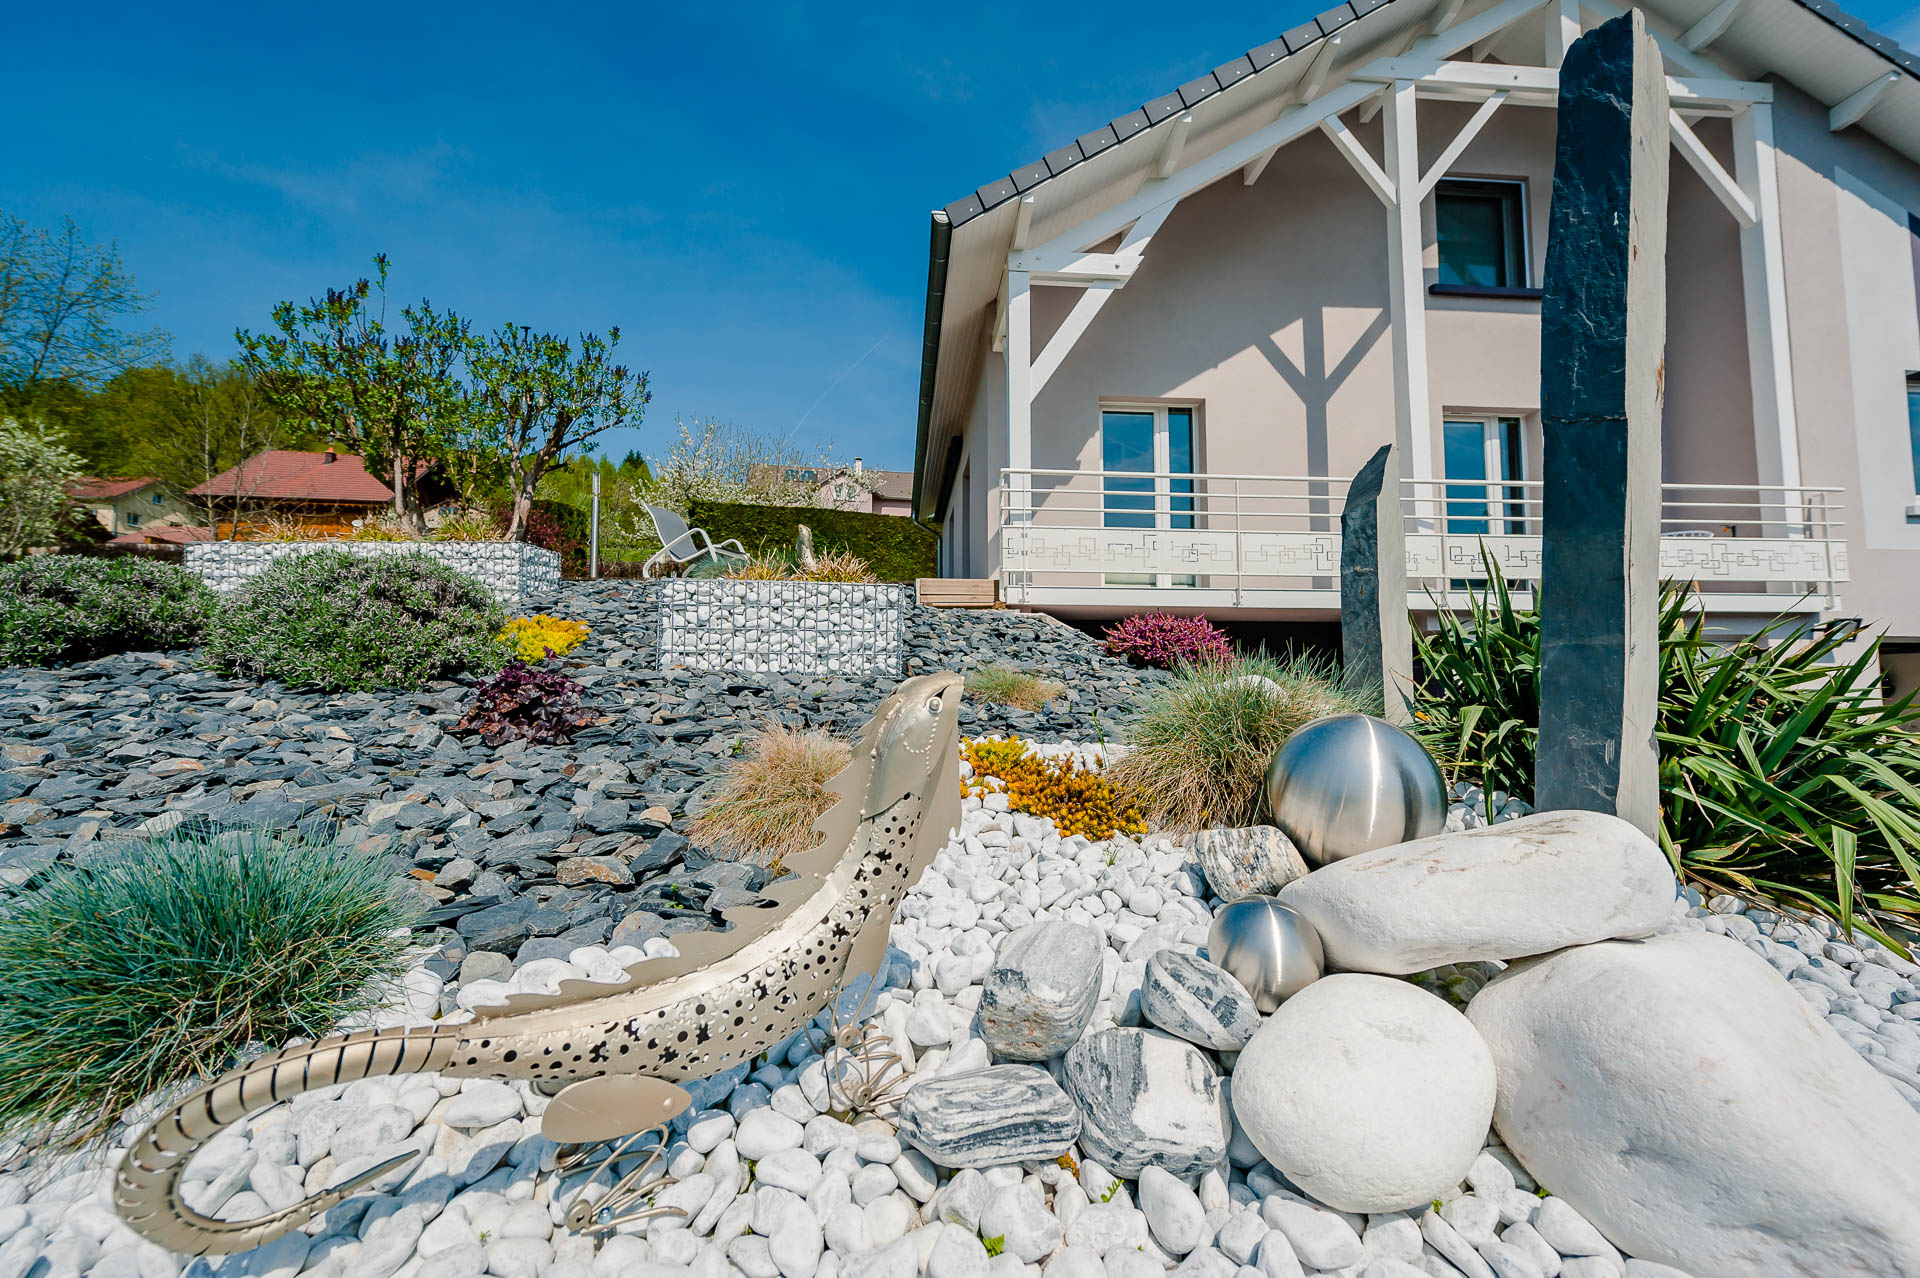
[0,418,84,558]
[640,415,879,512]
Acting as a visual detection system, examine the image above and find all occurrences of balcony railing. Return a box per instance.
[994,469,1847,610]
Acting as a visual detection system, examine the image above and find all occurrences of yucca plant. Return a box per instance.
[0,824,420,1155]
[1409,556,1920,951]
[1407,556,1540,815]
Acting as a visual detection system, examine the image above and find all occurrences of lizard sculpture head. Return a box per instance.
[860,670,964,817]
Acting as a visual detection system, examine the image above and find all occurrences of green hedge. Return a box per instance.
[688,501,936,582]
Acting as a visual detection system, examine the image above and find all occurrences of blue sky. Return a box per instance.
[10,0,1920,471]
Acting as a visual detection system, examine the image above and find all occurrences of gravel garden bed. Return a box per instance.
[0,581,1165,987]
[5,579,1920,1278]
[2,769,1917,1278]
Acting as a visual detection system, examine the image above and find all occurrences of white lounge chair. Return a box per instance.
[641,504,748,578]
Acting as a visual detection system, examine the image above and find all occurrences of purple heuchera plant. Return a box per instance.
[1103,612,1233,669]
[455,660,596,746]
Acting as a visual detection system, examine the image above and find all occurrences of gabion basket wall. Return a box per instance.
[657,579,906,677]
[183,540,560,607]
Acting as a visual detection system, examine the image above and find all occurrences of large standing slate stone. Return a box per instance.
[1063,1027,1231,1177]
[1340,443,1412,723]
[896,1065,1082,1169]
[1534,11,1669,837]
[977,920,1103,1061]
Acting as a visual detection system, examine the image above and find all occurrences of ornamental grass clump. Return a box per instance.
[1408,559,1920,951]
[0,823,419,1156]
[1104,612,1233,668]
[0,555,212,667]
[962,737,1146,840]
[1105,653,1374,835]
[431,509,502,542]
[499,613,591,661]
[690,724,852,866]
[204,550,508,691]
[455,660,596,746]
[965,662,1066,712]
[721,550,878,583]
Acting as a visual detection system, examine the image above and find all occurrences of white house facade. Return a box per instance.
[909,0,1920,687]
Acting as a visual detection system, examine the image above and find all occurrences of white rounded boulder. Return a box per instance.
[1230,974,1495,1212]
[1467,931,1920,1276]
[1279,809,1674,974]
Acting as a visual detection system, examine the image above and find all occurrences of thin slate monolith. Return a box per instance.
[1534,9,1669,836]
[1341,443,1412,723]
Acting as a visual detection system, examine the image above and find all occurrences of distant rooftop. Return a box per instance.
[189,449,395,504]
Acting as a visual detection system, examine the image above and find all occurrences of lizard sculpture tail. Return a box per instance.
[113,671,963,1258]
[115,1026,461,1255]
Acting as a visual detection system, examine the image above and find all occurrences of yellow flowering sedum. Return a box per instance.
[499,614,590,662]
[961,737,1146,841]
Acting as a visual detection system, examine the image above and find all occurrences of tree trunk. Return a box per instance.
[507,489,531,542]
[392,454,407,526]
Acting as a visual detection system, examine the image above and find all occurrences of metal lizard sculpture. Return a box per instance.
[114,671,964,1257]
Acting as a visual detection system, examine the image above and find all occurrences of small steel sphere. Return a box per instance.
[1266,712,1445,865]
[1207,896,1324,1013]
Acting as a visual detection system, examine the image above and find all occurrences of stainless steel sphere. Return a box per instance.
[1206,896,1324,1013]
[1265,712,1445,865]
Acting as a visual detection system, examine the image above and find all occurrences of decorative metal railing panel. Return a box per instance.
[994,470,1847,606]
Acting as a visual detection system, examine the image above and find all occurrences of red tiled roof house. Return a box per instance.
[188,448,443,537]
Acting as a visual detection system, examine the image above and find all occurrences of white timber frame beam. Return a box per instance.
[1010,195,1036,251]
[1682,0,1744,51]
[1428,0,1467,35]
[1352,60,1771,110]
[1732,101,1804,525]
[1029,204,1175,395]
[1320,115,1397,205]
[997,265,1032,584]
[1668,109,1756,225]
[1831,71,1900,132]
[1418,90,1507,198]
[1246,38,1347,183]
[1157,114,1194,179]
[1298,37,1344,108]
[1382,79,1437,516]
[1547,0,1580,66]
[1014,0,1558,272]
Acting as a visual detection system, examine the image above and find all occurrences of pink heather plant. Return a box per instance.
[1103,612,1233,669]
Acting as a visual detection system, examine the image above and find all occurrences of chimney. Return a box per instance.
[323,447,337,464]
[853,457,863,475]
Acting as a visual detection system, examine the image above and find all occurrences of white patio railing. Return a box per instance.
[993,469,1847,610]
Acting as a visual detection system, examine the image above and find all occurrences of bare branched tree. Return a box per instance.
[0,212,170,390]
[135,360,292,539]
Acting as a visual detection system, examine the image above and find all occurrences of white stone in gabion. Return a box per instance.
[183,541,558,607]
[658,579,905,677]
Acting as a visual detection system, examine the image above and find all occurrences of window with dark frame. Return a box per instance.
[1435,179,1528,289]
